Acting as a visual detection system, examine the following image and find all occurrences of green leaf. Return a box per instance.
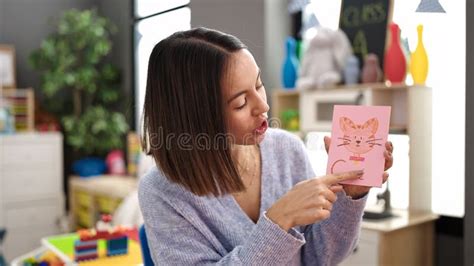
[29,8,126,156]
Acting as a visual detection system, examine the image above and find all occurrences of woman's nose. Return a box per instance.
[252,95,270,116]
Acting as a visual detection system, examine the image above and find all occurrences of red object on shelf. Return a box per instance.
[384,23,406,83]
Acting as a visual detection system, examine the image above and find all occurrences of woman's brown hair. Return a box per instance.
[142,27,248,196]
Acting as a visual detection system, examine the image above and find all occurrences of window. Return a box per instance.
[134,1,191,131]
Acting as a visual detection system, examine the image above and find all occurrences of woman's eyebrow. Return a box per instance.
[227,68,261,104]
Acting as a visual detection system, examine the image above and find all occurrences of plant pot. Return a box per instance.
[72,157,107,177]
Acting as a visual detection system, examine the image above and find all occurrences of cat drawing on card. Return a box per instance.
[338,117,382,160]
[330,117,382,176]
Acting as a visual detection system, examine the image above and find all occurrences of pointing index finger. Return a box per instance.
[320,170,364,185]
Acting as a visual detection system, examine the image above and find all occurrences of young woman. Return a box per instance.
[138,27,393,265]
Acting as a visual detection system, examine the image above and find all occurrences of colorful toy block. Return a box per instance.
[74,239,98,261]
[107,236,128,256]
[73,214,129,262]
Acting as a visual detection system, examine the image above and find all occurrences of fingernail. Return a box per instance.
[355,170,364,175]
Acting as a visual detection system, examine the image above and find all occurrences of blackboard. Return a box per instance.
[339,0,393,71]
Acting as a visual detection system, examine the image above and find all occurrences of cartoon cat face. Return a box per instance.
[339,117,379,155]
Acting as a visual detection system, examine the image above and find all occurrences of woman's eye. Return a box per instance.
[236,98,247,110]
[256,83,264,90]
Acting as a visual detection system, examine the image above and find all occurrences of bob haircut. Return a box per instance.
[142,27,249,196]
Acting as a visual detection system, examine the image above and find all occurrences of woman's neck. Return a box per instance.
[230,144,258,164]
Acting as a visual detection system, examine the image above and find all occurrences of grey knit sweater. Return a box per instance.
[138,128,367,265]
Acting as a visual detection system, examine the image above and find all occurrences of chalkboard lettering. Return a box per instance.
[341,3,387,28]
[339,0,392,72]
[353,30,368,60]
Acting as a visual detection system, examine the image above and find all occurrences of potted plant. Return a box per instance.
[29,9,129,176]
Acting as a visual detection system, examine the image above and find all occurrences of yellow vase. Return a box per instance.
[410,24,429,85]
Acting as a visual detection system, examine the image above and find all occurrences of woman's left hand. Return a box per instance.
[324,136,394,199]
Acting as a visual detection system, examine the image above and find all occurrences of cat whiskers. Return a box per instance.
[366,138,382,143]
[337,143,350,147]
[338,137,351,141]
[367,142,382,146]
[367,138,382,146]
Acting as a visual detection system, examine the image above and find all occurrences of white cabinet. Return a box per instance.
[0,133,65,262]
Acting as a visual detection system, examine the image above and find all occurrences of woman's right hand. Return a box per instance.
[266,170,364,232]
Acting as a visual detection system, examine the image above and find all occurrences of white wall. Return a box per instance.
[191,0,291,101]
[392,0,465,218]
[264,0,291,94]
[0,0,95,88]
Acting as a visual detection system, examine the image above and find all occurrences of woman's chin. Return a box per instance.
[255,131,266,143]
[234,132,266,145]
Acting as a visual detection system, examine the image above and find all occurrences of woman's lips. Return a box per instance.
[255,120,268,135]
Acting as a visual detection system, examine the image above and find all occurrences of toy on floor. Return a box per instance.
[74,214,129,262]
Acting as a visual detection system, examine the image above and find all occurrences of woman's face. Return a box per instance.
[223,49,270,145]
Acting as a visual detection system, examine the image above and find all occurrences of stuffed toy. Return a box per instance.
[297,28,353,89]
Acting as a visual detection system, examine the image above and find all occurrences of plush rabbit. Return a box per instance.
[297,28,353,90]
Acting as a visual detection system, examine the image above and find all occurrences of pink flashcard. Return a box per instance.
[326,105,391,187]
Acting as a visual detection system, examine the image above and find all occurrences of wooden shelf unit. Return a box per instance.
[271,83,435,265]
[271,83,418,134]
[1,88,35,131]
[271,83,433,210]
